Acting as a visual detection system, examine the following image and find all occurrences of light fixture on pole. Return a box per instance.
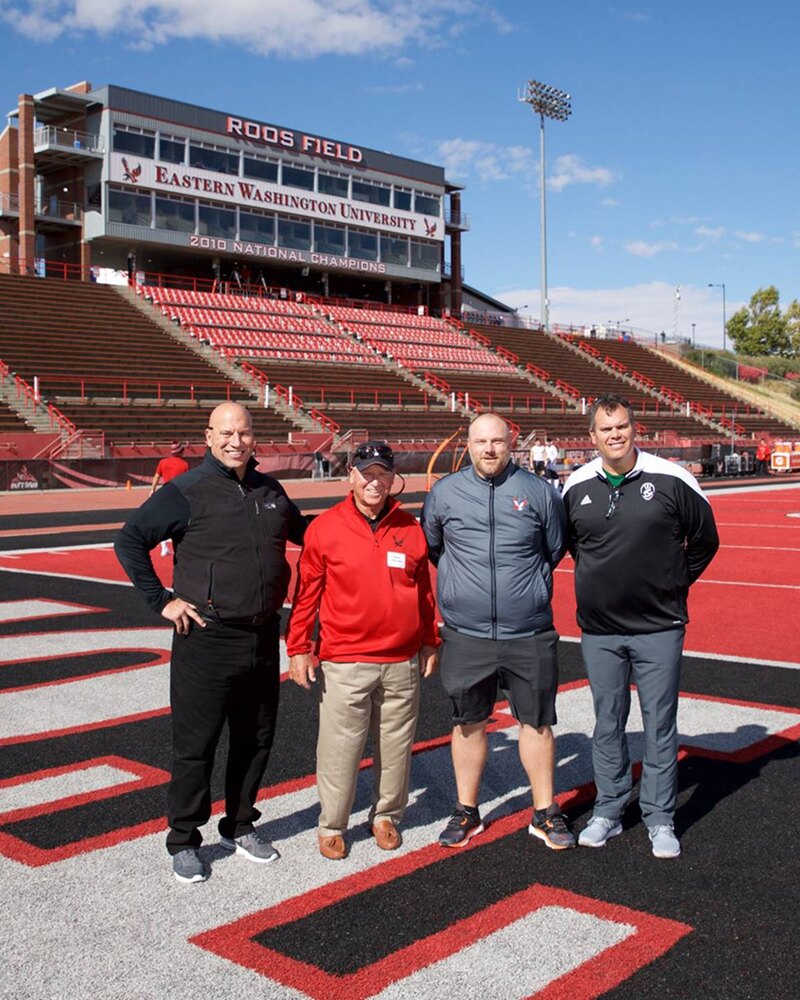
[519,79,571,331]
[708,282,727,352]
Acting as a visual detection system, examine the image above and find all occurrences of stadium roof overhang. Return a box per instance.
[6,87,99,124]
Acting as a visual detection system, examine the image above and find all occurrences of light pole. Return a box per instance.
[708,282,727,352]
[519,79,571,331]
[691,322,696,347]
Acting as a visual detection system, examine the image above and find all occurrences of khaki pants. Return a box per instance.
[316,658,420,837]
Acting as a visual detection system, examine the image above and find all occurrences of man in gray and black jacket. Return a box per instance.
[422,413,575,851]
[115,402,306,883]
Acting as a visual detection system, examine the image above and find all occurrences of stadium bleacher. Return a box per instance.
[2,271,796,458]
[0,274,301,444]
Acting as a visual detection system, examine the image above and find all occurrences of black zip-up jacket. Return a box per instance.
[114,450,307,620]
[561,450,719,635]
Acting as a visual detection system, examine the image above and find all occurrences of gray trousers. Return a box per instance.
[581,629,684,827]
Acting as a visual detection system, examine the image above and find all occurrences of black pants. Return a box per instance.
[166,615,280,855]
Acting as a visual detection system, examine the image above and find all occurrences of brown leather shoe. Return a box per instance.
[318,834,346,860]
[372,819,402,851]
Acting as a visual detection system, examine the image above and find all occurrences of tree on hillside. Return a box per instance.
[726,286,793,356]
[785,299,800,355]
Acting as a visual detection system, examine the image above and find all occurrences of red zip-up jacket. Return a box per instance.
[286,494,439,662]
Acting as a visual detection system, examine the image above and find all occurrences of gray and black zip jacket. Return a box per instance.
[561,450,719,635]
[421,461,567,639]
[115,450,307,620]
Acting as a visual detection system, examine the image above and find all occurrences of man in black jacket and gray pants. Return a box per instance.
[115,402,306,883]
[562,394,719,860]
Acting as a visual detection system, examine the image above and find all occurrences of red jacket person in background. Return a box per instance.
[755,438,771,476]
[287,442,439,861]
[150,441,189,556]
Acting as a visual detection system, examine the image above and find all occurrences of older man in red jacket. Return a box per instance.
[287,442,439,861]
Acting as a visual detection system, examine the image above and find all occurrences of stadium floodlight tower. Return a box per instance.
[519,79,571,331]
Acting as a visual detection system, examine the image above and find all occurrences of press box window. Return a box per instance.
[239,211,275,244]
[190,144,239,174]
[108,188,151,227]
[410,241,440,271]
[314,223,345,255]
[278,218,311,250]
[199,204,236,239]
[155,196,195,233]
[381,235,408,265]
[352,180,391,207]
[318,172,349,198]
[158,136,186,165]
[393,188,412,211]
[349,230,378,260]
[415,192,441,216]
[282,164,315,191]
[113,127,155,159]
[243,157,278,182]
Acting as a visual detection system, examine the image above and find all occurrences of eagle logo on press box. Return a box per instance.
[122,157,142,184]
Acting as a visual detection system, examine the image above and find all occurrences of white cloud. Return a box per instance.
[431,138,535,182]
[590,235,604,251]
[650,216,700,230]
[496,282,738,349]
[601,198,620,207]
[0,0,508,57]
[547,154,617,192]
[624,240,678,258]
[362,82,424,94]
[695,225,727,240]
[734,230,766,243]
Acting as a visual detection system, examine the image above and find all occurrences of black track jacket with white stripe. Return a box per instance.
[561,450,719,635]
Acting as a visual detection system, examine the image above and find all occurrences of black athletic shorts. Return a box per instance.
[438,626,559,727]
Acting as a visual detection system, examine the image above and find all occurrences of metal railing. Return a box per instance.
[34,126,105,154]
[0,360,76,436]
[444,208,471,229]
[36,198,83,222]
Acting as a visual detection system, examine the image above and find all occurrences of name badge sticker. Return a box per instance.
[387,551,406,569]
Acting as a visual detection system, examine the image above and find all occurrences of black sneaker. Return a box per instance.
[528,803,576,850]
[438,804,484,848]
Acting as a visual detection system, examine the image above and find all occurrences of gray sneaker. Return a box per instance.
[578,815,623,848]
[172,848,207,884]
[648,824,681,859]
[220,829,280,864]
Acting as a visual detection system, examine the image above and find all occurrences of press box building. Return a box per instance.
[1,82,468,312]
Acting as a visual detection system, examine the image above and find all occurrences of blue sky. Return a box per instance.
[1,0,797,349]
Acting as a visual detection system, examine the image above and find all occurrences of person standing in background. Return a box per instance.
[150,442,189,556]
[530,437,546,476]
